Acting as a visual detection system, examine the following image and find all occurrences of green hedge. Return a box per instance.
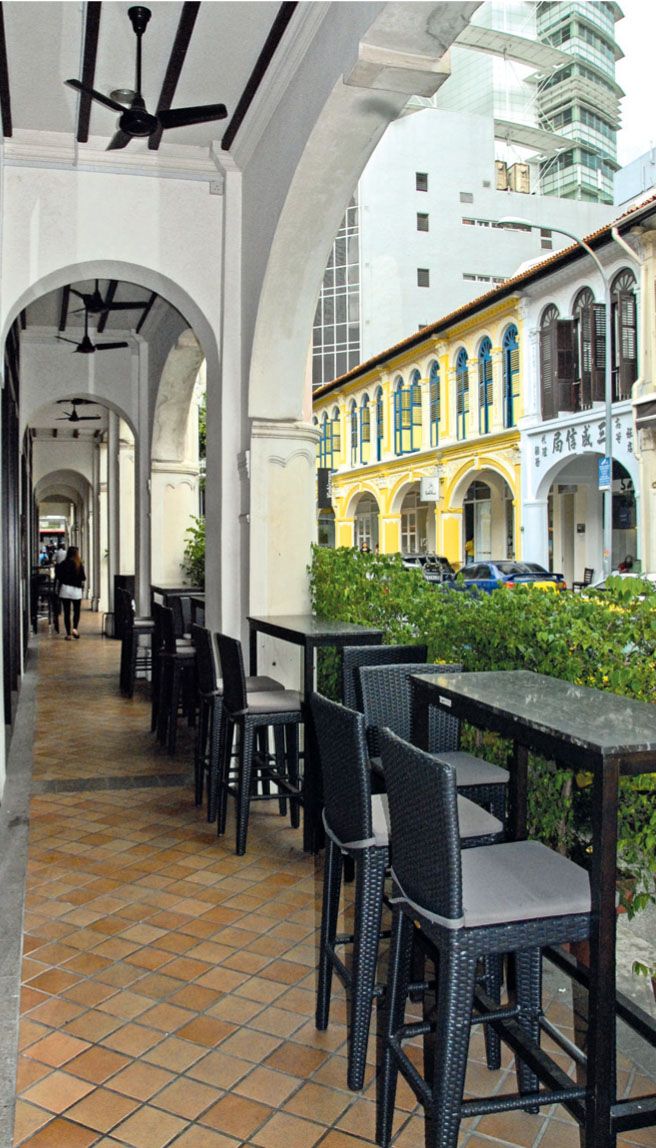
[310,546,656,913]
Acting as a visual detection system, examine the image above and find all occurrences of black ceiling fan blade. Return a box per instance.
[56,416,73,421]
[65,79,126,115]
[56,398,95,405]
[95,342,130,351]
[99,300,148,311]
[74,415,102,420]
[107,130,132,151]
[158,103,228,130]
[56,336,80,346]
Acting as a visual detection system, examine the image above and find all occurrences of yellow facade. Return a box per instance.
[314,296,523,566]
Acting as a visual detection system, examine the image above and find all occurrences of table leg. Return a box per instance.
[249,624,258,677]
[584,758,619,1148]
[509,742,528,841]
[301,642,324,853]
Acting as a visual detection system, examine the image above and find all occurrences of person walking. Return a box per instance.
[55,546,86,640]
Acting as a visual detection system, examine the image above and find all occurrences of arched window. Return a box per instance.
[349,400,358,466]
[409,369,422,451]
[478,337,493,434]
[395,373,422,454]
[539,304,560,420]
[375,387,384,461]
[360,394,371,465]
[456,348,469,441]
[611,268,637,401]
[573,287,602,410]
[502,325,520,428]
[428,360,440,447]
[331,405,341,465]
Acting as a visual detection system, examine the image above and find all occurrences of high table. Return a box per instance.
[248,614,383,851]
[411,669,656,1148]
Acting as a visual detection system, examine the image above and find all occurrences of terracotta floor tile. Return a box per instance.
[175,1016,235,1048]
[10,1099,50,1144]
[23,1031,91,1067]
[142,1036,206,1072]
[63,1009,125,1043]
[187,1049,253,1089]
[101,1023,163,1055]
[24,969,81,996]
[14,1057,52,1093]
[22,1068,95,1114]
[264,1041,329,1077]
[234,1065,302,1107]
[110,1104,188,1148]
[476,1108,546,1145]
[151,1076,218,1118]
[171,1128,240,1147]
[251,1110,325,1148]
[25,997,86,1028]
[61,980,118,1008]
[64,1045,130,1083]
[137,1002,193,1032]
[284,1081,352,1124]
[15,1116,101,1147]
[200,1093,273,1139]
[219,1028,283,1064]
[58,1085,139,1132]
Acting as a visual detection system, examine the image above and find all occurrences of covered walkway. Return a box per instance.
[2,616,655,1147]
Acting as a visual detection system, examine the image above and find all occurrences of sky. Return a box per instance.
[615,0,655,166]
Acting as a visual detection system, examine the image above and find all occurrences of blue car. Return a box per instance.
[456,560,567,593]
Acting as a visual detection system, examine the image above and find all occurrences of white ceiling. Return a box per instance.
[3,1,280,149]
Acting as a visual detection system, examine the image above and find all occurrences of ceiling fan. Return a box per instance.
[65,6,228,151]
[56,400,102,423]
[57,308,129,355]
[70,280,148,316]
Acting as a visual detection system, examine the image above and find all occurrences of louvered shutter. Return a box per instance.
[540,326,556,420]
[479,353,493,432]
[579,306,592,407]
[506,342,519,427]
[618,292,637,398]
[556,320,575,411]
[590,303,606,404]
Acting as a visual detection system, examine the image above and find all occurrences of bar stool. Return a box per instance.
[156,604,196,753]
[358,662,509,823]
[192,624,283,822]
[216,633,303,855]
[376,728,591,1148]
[311,692,505,1093]
[117,588,153,698]
[341,643,428,710]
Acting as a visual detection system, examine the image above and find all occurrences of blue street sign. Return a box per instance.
[598,456,611,490]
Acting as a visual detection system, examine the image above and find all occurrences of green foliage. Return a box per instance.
[198,390,206,460]
[310,547,656,913]
[182,516,205,589]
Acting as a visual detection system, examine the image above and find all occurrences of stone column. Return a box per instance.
[119,421,135,576]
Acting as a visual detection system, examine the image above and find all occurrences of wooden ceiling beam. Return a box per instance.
[96,280,117,333]
[222,2,297,152]
[76,2,102,144]
[0,3,13,138]
[59,286,71,333]
[149,2,201,151]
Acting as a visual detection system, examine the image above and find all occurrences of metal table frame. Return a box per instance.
[411,669,656,1148]
[248,614,383,852]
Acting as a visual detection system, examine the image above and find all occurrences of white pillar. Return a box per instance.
[522,499,549,569]
[119,421,135,576]
[107,412,120,612]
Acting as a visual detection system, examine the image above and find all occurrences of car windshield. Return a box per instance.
[494,561,547,576]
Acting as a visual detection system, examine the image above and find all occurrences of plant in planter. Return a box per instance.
[182,516,205,588]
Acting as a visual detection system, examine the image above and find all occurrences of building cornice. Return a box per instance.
[3,130,222,184]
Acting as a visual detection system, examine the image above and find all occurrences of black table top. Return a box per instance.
[248,614,383,643]
[412,670,656,771]
[151,584,202,596]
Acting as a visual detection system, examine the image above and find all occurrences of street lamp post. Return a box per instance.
[499,218,614,579]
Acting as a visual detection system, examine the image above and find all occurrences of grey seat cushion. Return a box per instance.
[457,796,502,840]
[461,841,591,927]
[245,675,284,692]
[439,750,509,787]
[243,690,302,715]
[370,752,508,791]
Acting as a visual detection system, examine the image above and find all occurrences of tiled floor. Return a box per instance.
[8,612,656,1147]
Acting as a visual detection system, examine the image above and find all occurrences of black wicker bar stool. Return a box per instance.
[216,633,303,855]
[359,662,509,823]
[155,604,196,754]
[376,729,591,1148]
[192,624,283,822]
[311,692,505,1093]
[341,644,428,710]
[117,587,154,698]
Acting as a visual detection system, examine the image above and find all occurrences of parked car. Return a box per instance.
[401,554,455,584]
[455,560,566,593]
[590,571,656,592]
